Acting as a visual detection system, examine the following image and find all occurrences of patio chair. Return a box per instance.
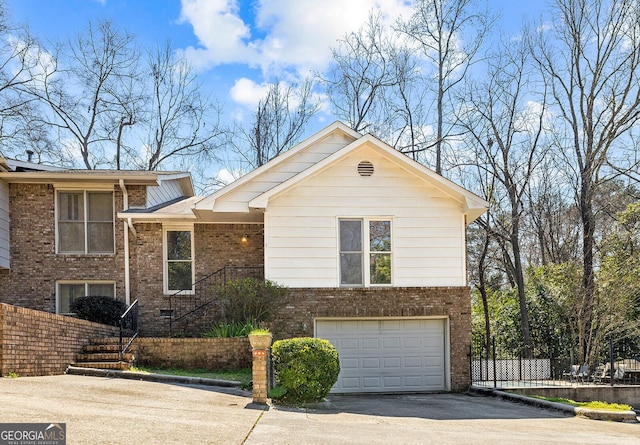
[563,364,580,382]
[576,364,590,383]
[592,364,606,384]
[613,365,626,382]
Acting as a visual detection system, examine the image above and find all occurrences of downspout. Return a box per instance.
[119,179,137,306]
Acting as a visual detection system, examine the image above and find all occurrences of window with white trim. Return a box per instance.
[164,226,194,293]
[57,190,114,254]
[339,218,392,286]
[56,281,115,314]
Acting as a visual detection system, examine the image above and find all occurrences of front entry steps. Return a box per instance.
[74,337,135,371]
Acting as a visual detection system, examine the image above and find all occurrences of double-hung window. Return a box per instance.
[164,226,194,293]
[57,281,115,314]
[339,218,392,286]
[57,190,114,254]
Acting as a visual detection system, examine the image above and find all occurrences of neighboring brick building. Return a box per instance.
[0,122,488,393]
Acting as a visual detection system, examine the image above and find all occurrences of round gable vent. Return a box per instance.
[357,160,374,177]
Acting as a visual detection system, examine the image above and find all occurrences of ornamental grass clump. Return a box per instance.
[271,337,340,404]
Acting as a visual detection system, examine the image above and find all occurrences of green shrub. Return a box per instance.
[215,278,288,324]
[70,295,127,326]
[202,320,257,338]
[271,337,340,404]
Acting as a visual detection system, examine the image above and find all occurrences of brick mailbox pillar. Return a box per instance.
[249,333,273,404]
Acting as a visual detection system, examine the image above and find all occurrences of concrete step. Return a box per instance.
[83,344,121,353]
[76,352,134,362]
[89,337,134,345]
[73,361,132,371]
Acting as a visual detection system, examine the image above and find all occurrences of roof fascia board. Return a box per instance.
[195,121,361,210]
[248,134,488,223]
[116,212,197,220]
[0,172,161,185]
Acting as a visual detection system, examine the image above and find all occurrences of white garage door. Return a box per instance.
[316,318,447,393]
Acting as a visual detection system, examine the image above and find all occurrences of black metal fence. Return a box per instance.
[471,335,640,388]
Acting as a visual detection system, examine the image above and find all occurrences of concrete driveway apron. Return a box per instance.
[245,393,640,445]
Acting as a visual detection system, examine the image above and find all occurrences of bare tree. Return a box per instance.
[230,79,319,168]
[531,0,640,363]
[27,20,139,169]
[459,34,549,355]
[397,0,492,175]
[142,41,224,171]
[0,2,51,158]
[322,11,400,134]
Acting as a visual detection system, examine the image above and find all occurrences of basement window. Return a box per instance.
[56,281,115,315]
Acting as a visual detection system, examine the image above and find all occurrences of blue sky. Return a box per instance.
[3,0,548,182]
[4,0,548,127]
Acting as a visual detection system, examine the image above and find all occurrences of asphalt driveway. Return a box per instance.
[0,375,638,444]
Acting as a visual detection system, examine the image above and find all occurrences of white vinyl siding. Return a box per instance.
[212,133,354,213]
[0,179,8,269]
[264,147,466,287]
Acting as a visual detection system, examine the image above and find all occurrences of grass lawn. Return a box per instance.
[529,395,633,412]
[130,366,252,387]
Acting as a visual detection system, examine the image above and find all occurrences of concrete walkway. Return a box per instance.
[1,375,639,444]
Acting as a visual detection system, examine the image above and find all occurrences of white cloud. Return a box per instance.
[214,167,245,186]
[180,0,412,74]
[180,0,256,67]
[515,100,548,133]
[229,77,270,108]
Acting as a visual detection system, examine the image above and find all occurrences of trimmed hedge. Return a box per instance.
[69,295,127,326]
[271,337,340,403]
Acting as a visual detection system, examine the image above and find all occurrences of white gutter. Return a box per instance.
[119,179,137,306]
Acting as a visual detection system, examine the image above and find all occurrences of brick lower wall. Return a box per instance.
[133,337,251,370]
[274,287,472,392]
[0,303,120,376]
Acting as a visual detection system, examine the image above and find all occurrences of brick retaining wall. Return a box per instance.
[0,303,120,376]
[133,337,251,370]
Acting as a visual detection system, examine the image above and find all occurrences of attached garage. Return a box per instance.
[316,318,449,393]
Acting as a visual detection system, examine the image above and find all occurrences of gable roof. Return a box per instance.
[248,133,489,224]
[195,121,487,225]
[194,121,360,212]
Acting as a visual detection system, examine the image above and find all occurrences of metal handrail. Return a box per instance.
[168,265,264,336]
[119,299,139,361]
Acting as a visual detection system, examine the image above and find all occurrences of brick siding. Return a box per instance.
[274,287,472,392]
[0,303,120,376]
[134,223,265,337]
[0,183,130,312]
[133,337,251,370]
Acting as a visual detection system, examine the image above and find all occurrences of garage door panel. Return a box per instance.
[316,318,447,393]
[341,377,361,389]
[382,337,401,349]
[339,338,359,349]
[363,377,381,388]
[362,357,381,369]
[341,357,359,370]
[404,356,422,368]
[362,337,381,349]
[383,357,402,368]
[383,376,402,388]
